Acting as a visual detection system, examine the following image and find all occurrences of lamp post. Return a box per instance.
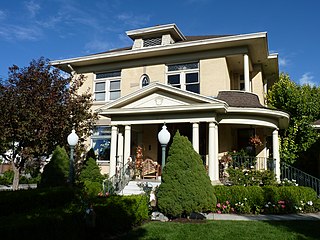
[158,123,171,171]
[67,129,79,185]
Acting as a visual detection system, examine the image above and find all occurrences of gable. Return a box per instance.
[97,82,227,115]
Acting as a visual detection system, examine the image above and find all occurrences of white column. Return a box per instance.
[192,122,199,153]
[117,133,124,166]
[109,126,118,177]
[124,125,131,165]
[272,129,280,182]
[208,122,219,183]
[244,53,250,92]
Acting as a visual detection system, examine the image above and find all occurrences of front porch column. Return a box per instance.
[192,122,199,153]
[109,125,118,177]
[272,128,280,182]
[208,122,219,183]
[124,125,131,165]
[117,133,124,166]
[244,53,250,92]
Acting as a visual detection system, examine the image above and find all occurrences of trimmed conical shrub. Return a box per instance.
[79,157,105,196]
[40,146,69,187]
[157,131,216,217]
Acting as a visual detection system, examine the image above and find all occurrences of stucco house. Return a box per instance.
[51,23,289,184]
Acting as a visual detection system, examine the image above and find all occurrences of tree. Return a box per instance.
[157,131,216,217]
[0,58,98,190]
[39,146,69,187]
[267,73,320,164]
[79,157,105,196]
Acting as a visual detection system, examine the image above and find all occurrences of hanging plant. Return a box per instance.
[249,135,263,147]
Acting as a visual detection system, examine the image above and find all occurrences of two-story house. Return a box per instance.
[51,23,289,183]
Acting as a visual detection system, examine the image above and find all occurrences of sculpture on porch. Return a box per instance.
[135,146,143,177]
[134,145,160,179]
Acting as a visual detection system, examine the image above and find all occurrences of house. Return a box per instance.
[51,23,289,184]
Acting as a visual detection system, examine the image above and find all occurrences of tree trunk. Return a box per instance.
[11,162,20,191]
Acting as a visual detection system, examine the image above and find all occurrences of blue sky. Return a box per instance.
[1,0,320,86]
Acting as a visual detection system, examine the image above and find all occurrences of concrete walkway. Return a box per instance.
[206,213,320,221]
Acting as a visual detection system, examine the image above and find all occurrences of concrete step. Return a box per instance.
[119,180,161,196]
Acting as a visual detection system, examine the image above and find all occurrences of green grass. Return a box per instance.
[121,220,320,240]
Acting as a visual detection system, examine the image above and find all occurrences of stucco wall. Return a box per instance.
[200,58,230,97]
[251,65,265,105]
[121,64,165,96]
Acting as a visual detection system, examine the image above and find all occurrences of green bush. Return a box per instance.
[39,146,69,187]
[79,157,105,196]
[157,131,216,217]
[227,167,277,186]
[213,185,320,214]
[94,195,149,235]
[0,187,76,216]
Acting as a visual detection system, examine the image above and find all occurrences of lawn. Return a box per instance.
[120,220,320,240]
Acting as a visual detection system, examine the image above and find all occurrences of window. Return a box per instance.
[143,37,162,47]
[91,126,111,161]
[140,74,150,88]
[167,62,200,94]
[94,71,121,101]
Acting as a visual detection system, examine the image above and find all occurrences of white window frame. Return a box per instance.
[94,71,121,102]
[166,62,200,93]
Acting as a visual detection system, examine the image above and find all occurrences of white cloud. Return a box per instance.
[278,57,287,67]
[0,24,42,41]
[117,13,151,28]
[84,39,110,53]
[299,72,316,86]
[0,10,7,20]
[25,0,41,18]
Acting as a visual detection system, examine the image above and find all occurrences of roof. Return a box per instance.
[217,91,265,108]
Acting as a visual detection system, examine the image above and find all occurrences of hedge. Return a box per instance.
[213,185,320,214]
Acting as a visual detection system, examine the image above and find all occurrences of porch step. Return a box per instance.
[119,180,161,196]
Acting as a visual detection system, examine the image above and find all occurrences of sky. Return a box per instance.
[0,0,320,86]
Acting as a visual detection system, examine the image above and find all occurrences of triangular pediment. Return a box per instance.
[97,82,227,115]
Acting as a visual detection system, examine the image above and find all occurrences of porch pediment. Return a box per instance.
[97,82,227,115]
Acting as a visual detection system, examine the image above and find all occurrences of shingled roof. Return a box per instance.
[217,91,265,108]
[93,35,233,55]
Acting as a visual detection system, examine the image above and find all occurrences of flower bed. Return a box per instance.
[213,185,320,214]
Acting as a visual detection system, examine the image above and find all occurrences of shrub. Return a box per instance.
[79,157,105,196]
[227,167,277,186]
[157,131,216,217]
[39,146,69,187]
[213,185,320,214]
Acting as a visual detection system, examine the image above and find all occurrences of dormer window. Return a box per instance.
[143,37,162,47]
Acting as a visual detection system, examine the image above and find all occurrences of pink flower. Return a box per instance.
[226,201,230,205]
[217,203,221,208]
[281,205,285,209]
[223,205,227,209]
[278,200,285,204]
[217,210,222,214]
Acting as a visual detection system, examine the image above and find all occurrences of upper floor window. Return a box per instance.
[140,74,150,88]
[167,62,199,94]
[94,71,121,101]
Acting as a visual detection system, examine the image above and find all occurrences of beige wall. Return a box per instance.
[251,65,265,105]
[200,58,230,97]
[121,64,165,96]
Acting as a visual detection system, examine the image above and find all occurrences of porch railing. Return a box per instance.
[228,156,275,171]
[280,162,320,196]
[104,157,135,195]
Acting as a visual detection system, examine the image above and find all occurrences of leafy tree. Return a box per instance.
[157,131,216,217]
[39,146,69,187]
[0,58,98,190]
[267,73,320,164]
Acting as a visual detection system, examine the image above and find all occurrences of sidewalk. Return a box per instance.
[205,213,320,221]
